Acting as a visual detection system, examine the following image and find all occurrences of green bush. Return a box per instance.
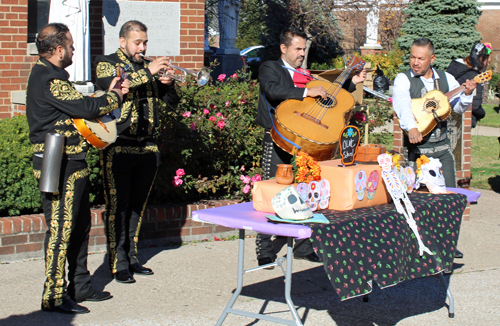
[0,116,42,216]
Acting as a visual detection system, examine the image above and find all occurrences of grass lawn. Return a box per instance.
[470,135,500,191]
[477,104,500,128]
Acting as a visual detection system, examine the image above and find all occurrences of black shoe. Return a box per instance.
[42,299,90,314]
[114,270,136,283]
[454,249,464,259]
[258,257,275,270]
[130,263,154,275]
[76,290,112,303]
[294,252,322,263]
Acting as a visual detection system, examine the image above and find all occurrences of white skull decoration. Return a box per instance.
[355,170,367,201]
[416,157,447,194]
[319,179,331,209]
[377,153,393,172]
[307,181,320,211]
[271,186,313,220]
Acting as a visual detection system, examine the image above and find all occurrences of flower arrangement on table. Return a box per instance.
[291,151,321,183]
[415,154,430,177]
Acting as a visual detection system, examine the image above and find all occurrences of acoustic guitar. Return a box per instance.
[409,70,492,137]
[271,56,365,161]
[73,65,129,150]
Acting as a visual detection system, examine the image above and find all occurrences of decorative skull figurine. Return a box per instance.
[296,182,309,203]
[307,180,320,211]
[396,166,407,192]
[366,170,379,200]
[271,186,313,220]
[355,170,367,201]
[404,166,416,193]
[377,153,393,172]
[318,179,331,210]
[416,157,447,194]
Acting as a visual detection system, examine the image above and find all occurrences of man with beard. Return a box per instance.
[27,23,129,313]
[95,20,180,283]
[392,38,476,188]
[254,27,366,267]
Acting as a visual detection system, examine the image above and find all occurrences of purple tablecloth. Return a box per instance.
[192,202,312,239]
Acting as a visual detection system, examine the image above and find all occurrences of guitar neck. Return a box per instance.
[445,85,466,101]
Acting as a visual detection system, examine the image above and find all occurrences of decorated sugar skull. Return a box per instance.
[296,182,309,203]
[416,157,447,194]
[318,179,331,210]
[271,186,313,220]
[366,170,379,200]
[404,166,416,193]
[355,170,367,201]
[307,180,320,211]
[396,166,407,192]
[377,153,393,172]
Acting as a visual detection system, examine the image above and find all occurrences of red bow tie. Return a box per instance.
[292,68,312,88]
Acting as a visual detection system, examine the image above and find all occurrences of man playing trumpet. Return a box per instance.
[95,20,180,284]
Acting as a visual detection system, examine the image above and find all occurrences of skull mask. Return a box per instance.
[355,170,367,201]
[271,186,313,220]
[377,153,393,172]
[366,170,379,200]
[307,181,320,211]
[416,157,447,194]
[318,179,331,210]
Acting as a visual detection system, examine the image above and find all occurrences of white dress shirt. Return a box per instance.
[392,68,473,132]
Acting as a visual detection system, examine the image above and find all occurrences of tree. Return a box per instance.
[397,0,482,71]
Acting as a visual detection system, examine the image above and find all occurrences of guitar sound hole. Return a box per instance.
[319,96,335,107]
[424,100,437,113]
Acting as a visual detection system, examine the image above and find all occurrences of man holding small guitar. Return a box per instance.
[26,23,130,314]
[393,37,477,188]
[254,27,366,268]
[95,20,180,284]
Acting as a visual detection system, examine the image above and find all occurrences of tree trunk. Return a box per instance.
[303,26,313,69]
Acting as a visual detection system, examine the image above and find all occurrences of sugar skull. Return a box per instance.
[296,182,309,203]
[396,166,407,192]
[318,179,331,210]
[404,166,416,193]
[355,170,367,201]
[366,170,379,200]
[415,157,447,194]
[377,153,393,172]
[271,186,313,220]
[307,180,320,211]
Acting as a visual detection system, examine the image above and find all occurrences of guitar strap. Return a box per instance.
[263,93,302,152]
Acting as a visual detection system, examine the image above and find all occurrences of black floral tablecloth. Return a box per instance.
[305,192,468,301]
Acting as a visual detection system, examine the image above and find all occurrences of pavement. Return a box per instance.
[0,188,499,326]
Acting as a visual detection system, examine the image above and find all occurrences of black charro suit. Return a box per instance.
[255,58,356,261]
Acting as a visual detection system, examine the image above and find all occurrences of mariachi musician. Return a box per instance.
[254,27,367,268]
[27,23,129,314]
[94,20,181,284]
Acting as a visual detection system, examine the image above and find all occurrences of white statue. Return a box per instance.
[217,0,240,54]
[363,4,382,49]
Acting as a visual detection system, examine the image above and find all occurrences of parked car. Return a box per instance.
[240,45,264,64]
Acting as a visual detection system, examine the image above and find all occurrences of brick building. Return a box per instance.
[0,0,205,119]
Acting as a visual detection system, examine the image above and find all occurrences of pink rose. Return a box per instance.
[217,120,225,129]
[190,123,197,131]
[251,174,261,183]
[216,112,222,117]
[209,116,217,122]
[242,185,251,194]
[182,111,191,118]
[203,109,209,114]
[240,99,247,104]
[176,169,185,177]
[240,165,245,171]
[388,98,393,104]
[217,74,226,82]
[172,176,183,187]
[225,101,230,107]
[231,73,238,78]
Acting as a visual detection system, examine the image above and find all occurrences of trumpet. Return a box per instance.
[140,54,209,86]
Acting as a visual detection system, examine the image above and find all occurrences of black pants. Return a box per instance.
[256,131,314,260]
[34,156,94,308]
[101,139,159,274]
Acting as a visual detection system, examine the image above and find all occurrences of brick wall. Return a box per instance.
[477,10,500,54]
[0,200,239,262]
[0,0,205,118]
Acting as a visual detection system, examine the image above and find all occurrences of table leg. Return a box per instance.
[438,272,455,318]
[284,237,304,325]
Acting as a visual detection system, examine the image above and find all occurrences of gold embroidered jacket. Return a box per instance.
[26,58,121,155]
[95,49,180,139]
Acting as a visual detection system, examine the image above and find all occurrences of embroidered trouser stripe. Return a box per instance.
[101,141,159,273]
[33,157,93,308]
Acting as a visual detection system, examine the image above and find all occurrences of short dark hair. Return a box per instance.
[412,37,434,55]
[465,43,490,71]
[119,20,148,39]
[280,27,307,48]
[36,23,70,59]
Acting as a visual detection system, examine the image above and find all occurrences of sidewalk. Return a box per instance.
[0,188,499,326]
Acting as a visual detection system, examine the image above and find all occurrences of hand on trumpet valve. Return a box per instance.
[145,55,172,76]
[159,68,175,85]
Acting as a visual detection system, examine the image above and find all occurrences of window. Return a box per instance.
[27,0,51,43]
